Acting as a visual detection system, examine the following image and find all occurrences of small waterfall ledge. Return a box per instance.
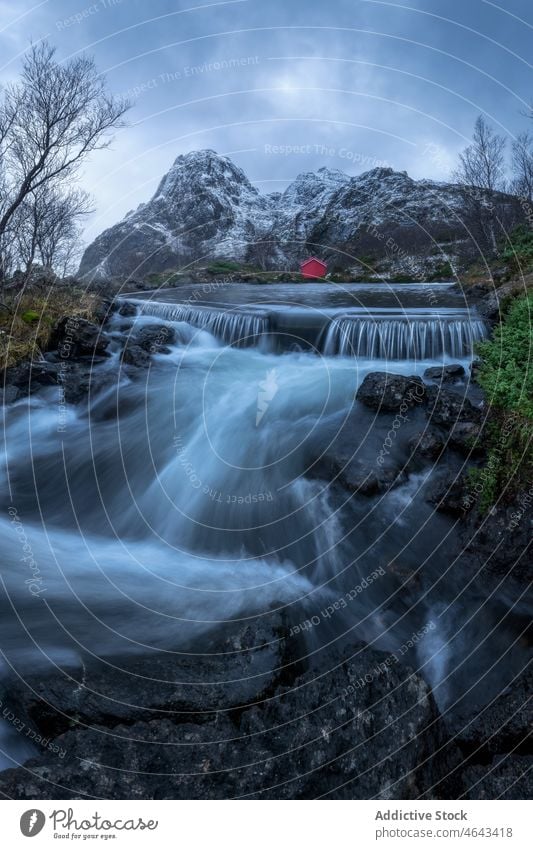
[124,299,487,359]
[321,312,487,359]
[129,299,270,348]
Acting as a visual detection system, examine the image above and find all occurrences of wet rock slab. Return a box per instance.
[0,616,294,740]
[0,620,460,800]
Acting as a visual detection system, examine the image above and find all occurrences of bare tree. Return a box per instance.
[454,116,508,254]
[511,131,533,203]
[455,116,506,192]
[246,237,278,271]
[0,42,129,250]
[12,186,92,284]
[36,187,92,273]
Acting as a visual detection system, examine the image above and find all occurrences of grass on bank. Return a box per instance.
[0,285,100,369]
[468,291,533,511]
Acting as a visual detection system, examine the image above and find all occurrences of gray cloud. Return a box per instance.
[0,0,531,246]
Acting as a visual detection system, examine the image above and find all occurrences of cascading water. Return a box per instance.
[127,296,487,359]
[129,299,271,347]
[321,310,487,359]
[0,282,528,770]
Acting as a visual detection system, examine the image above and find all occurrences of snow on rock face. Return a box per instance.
[78,150,518,281]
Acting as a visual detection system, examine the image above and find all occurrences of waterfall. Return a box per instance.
[320,311,487,359]
[128,299,271,348]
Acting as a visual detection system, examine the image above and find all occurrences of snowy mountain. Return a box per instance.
[78,149,521,280]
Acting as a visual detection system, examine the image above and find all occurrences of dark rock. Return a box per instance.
[314,453,379,495]
[459,502,533,587]
[57,362,115,405]
[425,386,481,426]
[424,364,465,383]
[314,450,407,495]
[0,615,294,740]
[1,384,22,404]
[451,666,533,757]
[117,301,138,317]
[308,402,428,495]
[132,323,176,353]
[356,372,426,412]
[91,298,117,325]
[465,282,492,299]
[448,422,484,456]
[2,357,116,407]
[335,457,381,494]
[425,470,470,516]
[2,361,61,403]
[470,359,482,383]
[48,317,109,359]
[477,279,529,322]
[121,344,151,368]
[0,638,460,800]
[462,756,533,800]
[409,429,446,461]
[4,361,59,392]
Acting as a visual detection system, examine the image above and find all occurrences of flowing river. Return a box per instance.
[0,282,529,769]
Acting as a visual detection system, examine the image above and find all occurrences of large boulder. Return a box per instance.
[121,344,151,368]
[58,362,115,405]
[356,373,426,412]
[314,452,407,495]
[2,361,60,403]
[459,501,533,587]
[447,421,485,456]
[408,428,446,462]
[48,316,109,359]
[131,323,177,353]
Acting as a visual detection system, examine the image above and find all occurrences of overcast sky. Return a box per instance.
[0,0,532,244]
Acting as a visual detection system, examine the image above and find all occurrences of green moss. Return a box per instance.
[21,309,41,324]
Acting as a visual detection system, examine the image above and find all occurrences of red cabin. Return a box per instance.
[300,257,328,279]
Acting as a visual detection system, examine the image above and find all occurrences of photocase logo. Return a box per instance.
[20,809,46,837]
[256,368,279,426]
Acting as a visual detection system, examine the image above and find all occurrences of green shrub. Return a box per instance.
[470,292,533,509]
[501,225,533,274]
[428,261,454,281]
[207,260,241,274]
[476,292,533,418]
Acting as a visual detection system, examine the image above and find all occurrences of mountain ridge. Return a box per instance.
[78,149,522,281]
